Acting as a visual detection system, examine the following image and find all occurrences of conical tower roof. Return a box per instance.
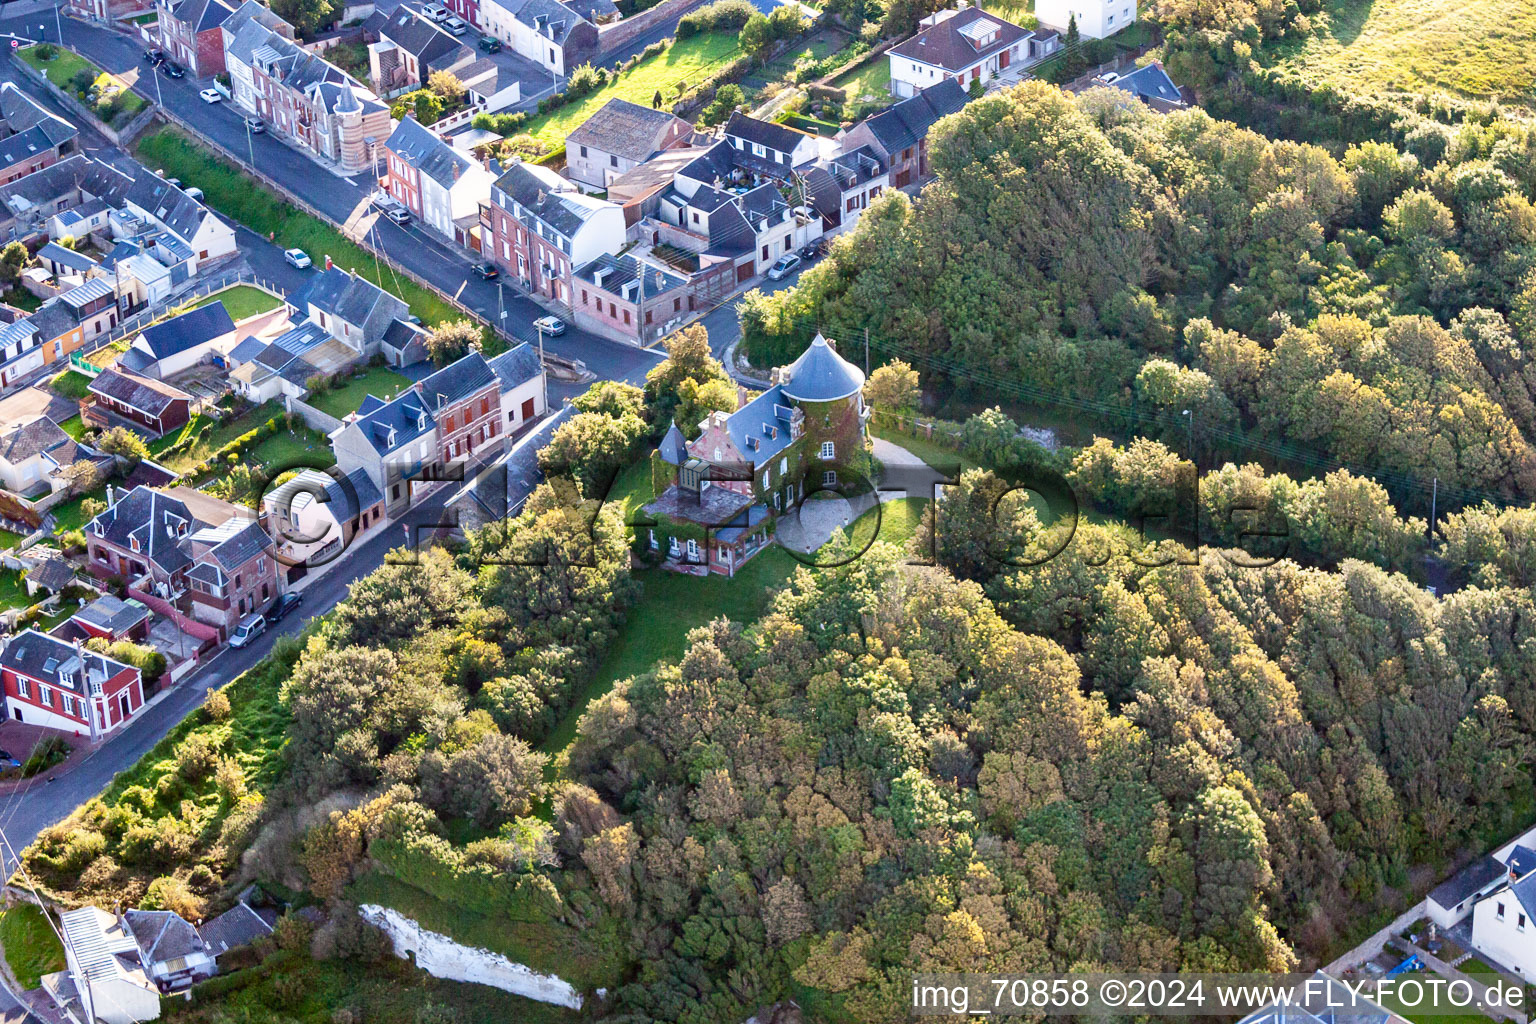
[781,333,864,403]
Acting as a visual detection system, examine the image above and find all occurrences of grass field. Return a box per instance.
[829,56,892,113]
[48,490,102,536]
[0,905,65,991]
[18,45,146,124]
[1269,0,1536,109]
[152,399,283,473]
[0,569,31,614]
[520,33,740,146]
[191,286,284,322]
[308,365,411,419]
[48,370,92,401]
[134,128,461,327]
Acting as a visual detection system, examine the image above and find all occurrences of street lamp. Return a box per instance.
[535,320,547,413]
[1181,408,1193,462]
[244,114,255,168]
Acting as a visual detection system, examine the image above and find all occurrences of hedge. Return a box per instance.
[369,831,565,925]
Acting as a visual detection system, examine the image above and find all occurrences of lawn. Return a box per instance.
[49,490,103,536]
[0,905,65,991]
[829,55,892,109]
[520,32,741,146]
[134,128,461,327]
[1,288,41,314]
[0,569,30,613]
[191,286,284,322]
[151,400,284,473]
[248,425,336,474]
[56,415,85,441]
[49,370,93,401]
[307,365,411,419]
[17,45,146,124]
[979,0,1033,25]
[1268,0,1536,110]
[750,30,844,87]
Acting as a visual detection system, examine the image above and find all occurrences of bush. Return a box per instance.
[204,688,232,722]
[677,0,755,36]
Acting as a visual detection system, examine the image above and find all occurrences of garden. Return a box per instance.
[0,904,65,991]
[18,44,147,128]
[305,364,412,419]
[190,286,285,322]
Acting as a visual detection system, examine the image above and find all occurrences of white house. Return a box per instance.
[0,417,92,497]
[383,115,494,244]
[1472,867,1536,981]
[117,302,237,379]
[1035,0,1136,39]
[887,6,1032,98]
[45,907,165,1024]
[486,342,546,435]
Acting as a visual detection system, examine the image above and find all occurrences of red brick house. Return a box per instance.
[85,486,280,641]
[83,368,194,439]
[0,83,79,188]
[156,0,239,78]
[0,629,143,739]
[482,162,625,305]
[413,352,504,463]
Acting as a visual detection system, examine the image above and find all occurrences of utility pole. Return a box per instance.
[636,258,646,344]
[1429,476,1438,543]
[53,3,63,44]
[536,321,547,413]
[245,116,255,169]
[863,326,869,376]
[153,61,163,108]
[1181,408,1193,464]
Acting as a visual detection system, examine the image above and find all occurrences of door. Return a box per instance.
[120,693,131,720]
[1000,48,1010,68]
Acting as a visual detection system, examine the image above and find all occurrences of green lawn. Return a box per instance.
[872,421,976,473]
[521,33,741,146]
[1269,0,1536,111]
[134,128,461,327]
[56,415,85,441]
[752,31,843,86]
[307,365,411,418]
[978,0,1033,25]
[0,532,23,552]
[49,490,103,536]
[152,400,284,473]
[830,55,892,109]
[191,286,284,322]
[49,370,93,401]
[248,425,336,474]
[17,45,146,123]
[0,905,65,991]
[1,288,41,313]
[0,569,30,613]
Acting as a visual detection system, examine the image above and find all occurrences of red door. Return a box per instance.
[1000,49,1010,68]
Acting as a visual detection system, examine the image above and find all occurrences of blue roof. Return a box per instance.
[352,388,435,455]
[780,333,864,403]
[487,343,543,391]
[715,503,771,542]
[270,320,331,355]
[1509,845,1536,879]
[137,303,236,359]
[1108,62,1184,104]
[723,384,795,468]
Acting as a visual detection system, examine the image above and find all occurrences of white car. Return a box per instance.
[422,3,449,19]
[533,315,566,336]
[385,206,412,225]
[444,15,468,33]
[284,248,312,269]
[198,88,222,103]
[766,253,802,280]
[184,186,204,201]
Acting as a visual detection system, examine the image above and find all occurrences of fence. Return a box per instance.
[84,269,283,354]
[285,394,345,435]
[9,43,153,147]
[596,0,712,58]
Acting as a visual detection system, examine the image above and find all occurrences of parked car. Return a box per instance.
[473,262,499,280]
[767,253,802,280]
[145,48,164,64]
[284,248,312,269]
[444,15,468,33]
[384,206,411,225]
[245,117,265,133]
[199,87,222,103]
[265,592,304,624]
[228,613,266,648]
[478,34,502,52]
[0,750,20,769]
[184,186,204,200]
[160,61,185,78]
[533,315,566,336]
[422,3,449,19]
[800,238,828,260]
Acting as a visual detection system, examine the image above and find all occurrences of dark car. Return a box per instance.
[800,239,829,260]
[473,262,499,280]
[478,35,502,52]
[160,61,186,78]
[145,48,164,64]
[0,750,19,769]
[265,592,303,624]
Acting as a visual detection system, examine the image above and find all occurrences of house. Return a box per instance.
[43,907,161,1024]
[65,0,152,26]
[0,628,144,737]
[367,6,469,96]
[384,116,494,244]
[0,319,45,391]
[71,594,152,642]
[157,0,240,78]
[486,342,545,435]
[564,98,693,190]
[721,111,820,177]
[199,903,275,959]
[83,368,195,439]
[604,146,708,228]
[642,333,868,575]
[887,6,1034,98]
[481,161,626,304]
[415,350,506,465]
[0,417,92,498]
[479,0,602,76]
[1094,60,1190,111]
[573,252,691,345]
[117,302,236,378]
[1036,0,1135,39]
[37,242,98,281]
[1472,866,1536,980]
[0,83,78,188]
[84,485,279,640]
[379,317,430,367]
[123,909,216,991]
[804,145,887,237]
[288,264,412,356]
[226,323,328,403]
[262,467,385,574]
[330,386,438,515]
[837,78,967,189]
[222,1,394,174]
[57,278,121,345]
[24,557,75,597]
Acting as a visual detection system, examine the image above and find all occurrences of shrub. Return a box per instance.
[174,732,220,782]
[677,0,754,36]
[204,688,232,722]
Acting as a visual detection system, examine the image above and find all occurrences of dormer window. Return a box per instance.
[130,535,141,552]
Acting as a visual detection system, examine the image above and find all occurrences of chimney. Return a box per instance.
[325,254,333,270]
[106,484,117,507]
[736,384,747,410]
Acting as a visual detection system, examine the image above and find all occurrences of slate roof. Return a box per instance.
[266,467,383,522]
[1510,871,1536,923]
[889,7,1028,71]
[486,342,543,391]
[0,628,136,693]
[417,352,498,409]
[1428,855,1506,911]
[1103,61,1185,105]
[25,557,74,592]
[574,252,687,299]
[291,267,410,349]
[492,161,614,239]
[381,318,429,357]
[136,304,236,360]
[202,519,272,570]
[645,481,754,526]
[0,417,73,464]
[89,368,193,416]
[724,111,811,158]
[167,0,238,33]
[29,300,81,343]
[854,78,967,156]
[351,388,435,456]
[85,485,207,575]
[711,384,795,467]
[37,242,97,273]
[485,0,591,46]
[1508,844,1536,879]
[74,594,150,635]
[3,154,127,220]
[379,6,465,63]
[386,116,473,190]
[567,98,686,162]
[228,335,269,365]
[657,422,686,465]
[199,903,273,956]
[124,910,207,964]
[781,332,864,402]
[0,83,77,173]
[714,503,770,542]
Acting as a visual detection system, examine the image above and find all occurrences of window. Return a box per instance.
[1107,13,1113,22]
[609,155,618,168]
[780,457,788,474]
[761,245,769,260]
[820,441,835,459]
[582,289,589,304]
[62,695,74,717]
[645,311,652,324]
[1499,903,1508,920]
[40,687,51,707]
[824,470,837,486]
[1521,914,1528,932]
[673,297,681,311]
[686,538,699,559]
[579,145,588,157]
[15,678,27,698]
[623,310,630,325]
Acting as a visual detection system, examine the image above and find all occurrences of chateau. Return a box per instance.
[643,333,869,575]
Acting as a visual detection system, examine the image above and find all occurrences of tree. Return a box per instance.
[424,319,480,365]
[95,426,149,463]
[270,0,337,36]
[700,83,746,126]
[863,359,920,414]
[427,69,466,101]
[1066,11,1079,46]
[0,242,28,285]
[738,12,771,54]
[968,76,985,99]
[419,731,547,828]
[644,323,729,424]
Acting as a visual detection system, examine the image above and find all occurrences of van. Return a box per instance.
[228,613,266,648]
